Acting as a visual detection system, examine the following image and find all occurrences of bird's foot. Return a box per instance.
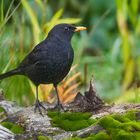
[54,102,65,111]
[34,99,47,116]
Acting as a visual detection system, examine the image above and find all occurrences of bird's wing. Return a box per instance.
[19,40,48,68]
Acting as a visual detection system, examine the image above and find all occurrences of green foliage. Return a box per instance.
[121,121,140,131]
[123,110,137,121]
[115,0,140,91]
[69,132,110,140]
[98,110,140,140]
[47,111,96,131]
[68,110,140,140]
[1,121,13,129]
[56,119,89,131]
[98,116,122,129]
[113,130,134,140]
[90,132,110,140]
[10,124,24,134]
[111,110,138,123]
[88,118,97,125]
[48,111,92,121]
[0,106,5,113]
[1,121,25,134]
[37,135,50,140]
[98,110,140,131]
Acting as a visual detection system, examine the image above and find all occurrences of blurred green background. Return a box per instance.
[0,0,140,106]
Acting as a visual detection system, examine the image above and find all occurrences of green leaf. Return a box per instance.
[51,8,63,21]
[57,18,81,24]
[131,0,139,15]
[0,0,4,24]
[22,0,41,44]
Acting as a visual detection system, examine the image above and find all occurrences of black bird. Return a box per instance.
[0,24,86,115]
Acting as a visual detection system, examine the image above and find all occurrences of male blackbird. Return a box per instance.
[0,24,86,115]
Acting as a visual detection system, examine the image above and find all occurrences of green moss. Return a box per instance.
[61,112,91,121]
[69,129,140,140]
[114,130,134,140]
[1,122,24,134]
[88,118,97,125]
[94,132,110,140]
[1,122,13,129]
[69,132,110,140]
[49,110,140,139]
[97,110,140,140]
[111,114,131,122]
[48,111,96,131]
[11,124,24,134]
[98,112,140,130]
[134,132,140,140]
[47,111,60,118]
[123,110,137,121]
[48,111,92,121]
[111,110,138,123]
[37,135,50,140]
[0,106,5,113]
[121,121,140,131]
[68,137,82,140]
[52,115,91,131]
[57,119,90,131]
[98,116,122,129]
[89,132,110,140]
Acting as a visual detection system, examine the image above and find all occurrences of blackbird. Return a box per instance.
[0,24,86,115]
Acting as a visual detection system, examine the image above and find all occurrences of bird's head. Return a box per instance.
[48,24,87,42]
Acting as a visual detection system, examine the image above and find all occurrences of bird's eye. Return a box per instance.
[64,27,69,31]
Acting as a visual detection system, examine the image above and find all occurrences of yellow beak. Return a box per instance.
[74,26,87,32]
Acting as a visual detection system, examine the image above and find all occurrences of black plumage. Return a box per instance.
[0,24,86,115]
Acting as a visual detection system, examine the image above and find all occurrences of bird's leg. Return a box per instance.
[54,84,64,111]
[34,86,46,116]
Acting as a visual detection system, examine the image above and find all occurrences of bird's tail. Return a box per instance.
[0,68,23,80]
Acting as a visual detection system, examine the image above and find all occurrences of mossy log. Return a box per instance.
[0,82,140,140]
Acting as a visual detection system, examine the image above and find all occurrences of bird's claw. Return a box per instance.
[34,100,46,116]
[54,102,65,111]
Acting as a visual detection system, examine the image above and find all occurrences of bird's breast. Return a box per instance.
[46,45,74,84]
[26,42,74,85]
